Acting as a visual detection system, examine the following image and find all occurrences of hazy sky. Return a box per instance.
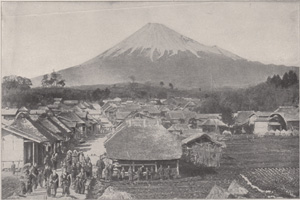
[2,2,299,78]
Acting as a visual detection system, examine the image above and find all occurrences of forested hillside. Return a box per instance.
[2,70,299,111]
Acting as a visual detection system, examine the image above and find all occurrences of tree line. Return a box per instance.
[193,70,299,124]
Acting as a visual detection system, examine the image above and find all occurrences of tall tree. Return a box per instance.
[169,83,174,89]
[41,71,65,87]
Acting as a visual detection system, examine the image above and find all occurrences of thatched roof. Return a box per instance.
[104,125,182,161]
[234,111,255,125]
[272,106,299,122]
[201,119,227,127]
[181,132,221,146]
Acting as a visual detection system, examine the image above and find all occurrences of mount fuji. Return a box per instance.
[31,23,297,89]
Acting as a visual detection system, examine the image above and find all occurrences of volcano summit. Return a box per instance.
[32,23,296,88]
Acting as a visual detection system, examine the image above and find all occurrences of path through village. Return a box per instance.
[6,134,107,200]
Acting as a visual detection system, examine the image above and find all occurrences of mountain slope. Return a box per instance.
[32,23,298,89]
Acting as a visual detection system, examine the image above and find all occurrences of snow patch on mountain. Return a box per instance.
[100,23,242,61]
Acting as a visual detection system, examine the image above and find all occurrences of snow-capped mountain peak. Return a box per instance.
[100,23,242,61]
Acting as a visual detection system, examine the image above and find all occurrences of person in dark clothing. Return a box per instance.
[104,166,109,182]
[51,153,58,170]
[137,167,142,181]
[164,165,171,180]
[150,166,155,180]
[76,162,82,173]
[11,161,16,175]
[37,168,44,188]
[72,150,78,165]
[49,170,59,197]
[24,169,33,194]
[96,157,105,180]
[31,163,39,190]
[76,168,87,194]
[44,155,51,168]
[66,151,72,166]
[43,165,52,183]
[157,165,163,180]
[20,176,27,195]
[145,167,149,180]
[61,167,71,197]
[71,162,77,185]
[120,167,125,180]
[86,160,93,178]
[128,166,134,182]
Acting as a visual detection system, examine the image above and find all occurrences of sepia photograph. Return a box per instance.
[1,1,299,199]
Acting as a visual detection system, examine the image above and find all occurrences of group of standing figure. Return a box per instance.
[125,165,173,181]
[94,158,174,182]
[62,150,92,194]
[19,150,93,197]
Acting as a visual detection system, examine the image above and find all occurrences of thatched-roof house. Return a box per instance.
[270,106,299,131]
[201,119,228,134]
[104,124,182,175]
[182,132,224,167]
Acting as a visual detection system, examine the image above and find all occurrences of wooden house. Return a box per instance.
[166,111,186,124]
[58,112,86,139]
[233,111,256,134]
[104,124,182,176]
[201,119,228,134]
[181,132,223,167]
[1,125,49,169]
[270,106,299,132]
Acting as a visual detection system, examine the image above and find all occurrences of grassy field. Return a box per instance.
[105,135,299,199]
[221,135,299,169]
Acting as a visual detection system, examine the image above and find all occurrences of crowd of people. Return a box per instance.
[94,159,174,182]
[15,150,176,198]
[18,150,93,197]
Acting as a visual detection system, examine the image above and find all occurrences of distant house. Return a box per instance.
[63,100,79,105]
[58,112,86,139]
[269,106,299,132]
[166,111,186,124]
[201,118,228,134]
[233,111,256,134]
[104,124,182,176]
[1,108,18,125]
[181,132,223,167]
[141,105,161,117]
[168,124,190,135]
[91,103,102,111]
[115,111,132,124]
[195,113,221,128]
[253,112,273,135]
